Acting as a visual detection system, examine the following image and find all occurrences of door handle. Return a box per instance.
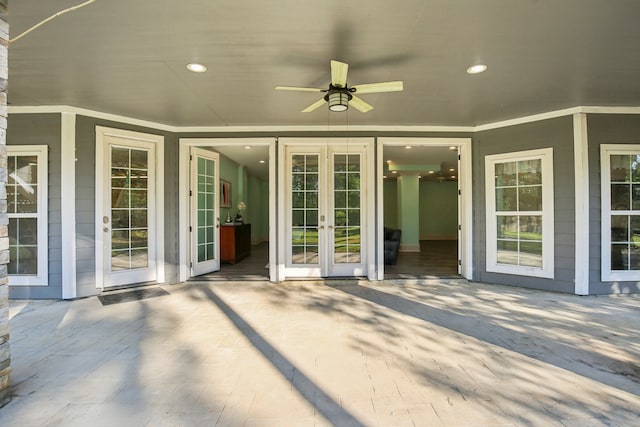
[103,227,109,233]
[318,225,325,230]
[328,225,334,230]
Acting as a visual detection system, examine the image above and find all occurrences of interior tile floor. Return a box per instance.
[385,240,459,279]
[3,280,639,426]
[195,240,459,281]
[194,241,270,281]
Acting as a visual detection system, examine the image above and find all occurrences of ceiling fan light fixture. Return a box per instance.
[327,91,351,112]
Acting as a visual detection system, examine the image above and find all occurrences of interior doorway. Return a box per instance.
[378,138,472,280]
[179,138,276,282]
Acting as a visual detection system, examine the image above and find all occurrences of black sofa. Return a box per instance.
[384,227,402,265]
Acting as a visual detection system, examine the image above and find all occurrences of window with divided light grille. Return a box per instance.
[485,148,554,278]
[6,146,48,285]
[601,146,640,281]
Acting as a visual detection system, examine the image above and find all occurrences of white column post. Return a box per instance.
[574,113,590,295]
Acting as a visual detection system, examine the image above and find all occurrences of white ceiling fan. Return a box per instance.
[275,60,403,113]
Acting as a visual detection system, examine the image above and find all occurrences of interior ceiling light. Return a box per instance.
[244,146,251,149]
[449,146,457,150]
[391,171,398,174]
[466,64,488,74]
[449,168,455,172]
[405,146,412,149]
[259,160,265,164]
[428,171,435,174]
[187,63,207,73]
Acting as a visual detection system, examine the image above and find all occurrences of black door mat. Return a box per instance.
[98,287,169,306]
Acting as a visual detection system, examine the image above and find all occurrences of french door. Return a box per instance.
[282,141,371,278]
[190,148,220,276]
[99,132,158,288]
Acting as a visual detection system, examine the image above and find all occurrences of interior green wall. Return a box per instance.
[383,179,457,240]
[219,156,240,222]
[383,180,398,228]
[419,181,458,239]
[219,155,268,243]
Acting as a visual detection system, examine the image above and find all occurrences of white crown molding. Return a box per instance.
[8,104,640,134]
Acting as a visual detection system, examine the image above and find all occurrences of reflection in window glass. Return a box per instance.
[7,154,41,276]
[494,157,544,268]
[334,154,361,264]
[290,154,320,264]
[608,154,640,271]
[111,147,150,270]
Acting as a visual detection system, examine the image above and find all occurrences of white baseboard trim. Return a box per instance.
[399,243,420,252]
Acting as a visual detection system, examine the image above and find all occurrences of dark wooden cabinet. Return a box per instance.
[220,224,251,264]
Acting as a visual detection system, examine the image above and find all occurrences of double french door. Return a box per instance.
[282,141,371,278]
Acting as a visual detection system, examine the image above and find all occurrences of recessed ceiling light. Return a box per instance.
[391,170,398,174]
[244,146,251,149]
[451,175,456,179]
[449,168,455,172]
[466,64,487,74]
[428,171,435,174]
[383,175,387,179]
[449,146,457,150]
[259,160,265,164]
[405,146,412,149]
[386,160,392,163]
[186,63,207,73]
[418,175,422,179]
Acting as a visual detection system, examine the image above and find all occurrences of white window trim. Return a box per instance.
[600,144,640,281]
[7,145,49,286]
[485,148,554,279]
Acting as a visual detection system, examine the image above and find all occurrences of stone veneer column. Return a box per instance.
[0,0,9,407]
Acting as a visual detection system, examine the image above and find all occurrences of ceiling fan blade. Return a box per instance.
[275,86,325,92]
[331,60,349,88]
[302,98,326,113]
[351,81,404,94]
[349,95,374,113]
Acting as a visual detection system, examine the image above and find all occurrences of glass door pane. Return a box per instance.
[111,147,149,271]
[291,154,319,264]
[197,157,217,262]
[333,154,361,264]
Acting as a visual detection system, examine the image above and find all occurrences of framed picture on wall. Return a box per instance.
[220,180,231,208]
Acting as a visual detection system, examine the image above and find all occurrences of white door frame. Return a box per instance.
[178,138,277,282]
[377,137,473,280]
[277,137,375,280]
[95,126,165,289]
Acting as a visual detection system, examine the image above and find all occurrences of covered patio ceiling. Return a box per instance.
[8,0,640,128]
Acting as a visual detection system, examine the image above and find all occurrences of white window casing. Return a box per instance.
[7,145,49,286]
[601,144,640,281]
[485,148,554,279]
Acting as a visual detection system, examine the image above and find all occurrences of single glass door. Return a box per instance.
[190,148,220,276]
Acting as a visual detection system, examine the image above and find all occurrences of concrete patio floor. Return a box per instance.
[1,279,639,426]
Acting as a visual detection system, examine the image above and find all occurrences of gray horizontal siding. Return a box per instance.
[75,115,178,297]
[473,116,575,293]
[7,113,62,299]
[587,114,640,294]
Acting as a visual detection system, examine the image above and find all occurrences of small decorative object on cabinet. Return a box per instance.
[220,223,251,264]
